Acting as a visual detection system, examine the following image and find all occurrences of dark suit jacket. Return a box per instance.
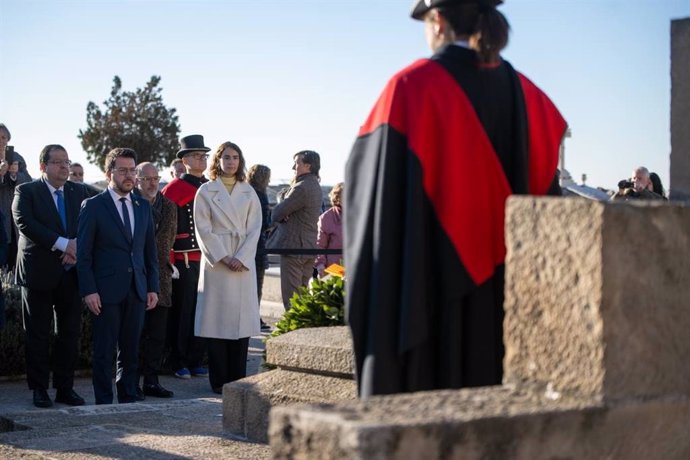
[12,179,90,290]
[77,189,159,304]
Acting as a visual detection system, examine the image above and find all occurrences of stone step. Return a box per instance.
[269,386,690,459]
[266,326,354,377]
[223,326,356,442]
[223,369,356,443]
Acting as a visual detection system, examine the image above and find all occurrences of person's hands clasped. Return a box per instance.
[61,239,77,265]
[61,252,76,265]
[63,238,77,258]
[221,255,248,272]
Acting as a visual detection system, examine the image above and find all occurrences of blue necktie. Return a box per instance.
[120,197,132,240]
[55,190,67,230]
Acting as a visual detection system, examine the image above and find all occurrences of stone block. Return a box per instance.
[671,18,690,201]
[266,326,354,377]
[269,386,690,460]
[223,369,356,443]
[504,197,690,401]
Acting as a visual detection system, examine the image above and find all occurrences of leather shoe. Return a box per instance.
[135,386,146,401]
[55,389,85,406]
[143,383,174,398]
[33,388,53,408]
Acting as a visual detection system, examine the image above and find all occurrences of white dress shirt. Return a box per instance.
[44,179,69,253]
[107,187,135,235]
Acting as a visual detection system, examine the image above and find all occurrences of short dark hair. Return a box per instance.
[439,3,509,63]
[104,148,137,173]
[0,123,10,141]
[209,141,246,182]
[295,150,320,179]
[39,144,67,164]
[70,162,83,169]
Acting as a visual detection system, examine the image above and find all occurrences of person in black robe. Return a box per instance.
[344,0,567,398]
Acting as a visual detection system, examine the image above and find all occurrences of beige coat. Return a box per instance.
[267,173,322,252]
[194,179,262,340]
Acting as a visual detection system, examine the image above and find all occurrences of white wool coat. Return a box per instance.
[194,179,262,340]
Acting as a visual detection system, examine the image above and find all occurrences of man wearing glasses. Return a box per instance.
[161,135,210,380]
[134,162,177,398]
[12,145,90,407]
[78,148,159,404]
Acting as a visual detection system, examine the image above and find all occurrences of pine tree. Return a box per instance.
[78,76,180,170]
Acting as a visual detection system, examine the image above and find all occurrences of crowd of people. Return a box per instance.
[0,123,345,407]
[1,0,675,409]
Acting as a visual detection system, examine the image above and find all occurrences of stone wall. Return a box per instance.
[504,198,690,401]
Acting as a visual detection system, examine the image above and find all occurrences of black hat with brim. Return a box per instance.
[176,134,211,159]
[411,0,503,20]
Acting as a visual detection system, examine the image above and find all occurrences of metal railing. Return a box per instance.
[259,248,342,256]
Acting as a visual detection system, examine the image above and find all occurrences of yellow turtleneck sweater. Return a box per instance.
[221,175,237,195]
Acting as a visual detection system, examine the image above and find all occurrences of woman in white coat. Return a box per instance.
[194,141,262,393]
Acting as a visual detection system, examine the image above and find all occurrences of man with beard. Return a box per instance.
[78,148,159,404]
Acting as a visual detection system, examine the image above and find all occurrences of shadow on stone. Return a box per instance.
[0,416,30,433]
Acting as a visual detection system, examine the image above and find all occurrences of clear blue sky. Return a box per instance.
[1,0,688,189]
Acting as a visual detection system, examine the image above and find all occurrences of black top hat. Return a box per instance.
[411,0,503,20]
[176,134,211,159]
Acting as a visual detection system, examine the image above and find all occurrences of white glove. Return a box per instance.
[171,263,180,280]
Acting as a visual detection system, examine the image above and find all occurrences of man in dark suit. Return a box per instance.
[77,148,159,405]
[12,144,90,408]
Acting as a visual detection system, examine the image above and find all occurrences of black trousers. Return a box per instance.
[168,260,205,370]
[255,266,265,303]
[21,270,81,391]
[92,287,145,404]
[207,337,249,390]
[139,305,169,385]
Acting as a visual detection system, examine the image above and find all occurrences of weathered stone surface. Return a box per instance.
[504,198,690,401]
[266,326,354,377]
[224,369,356,443]
[671,18,690,201]
[269,386,690,460]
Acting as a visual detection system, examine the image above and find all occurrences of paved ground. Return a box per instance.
[0,300,286,459]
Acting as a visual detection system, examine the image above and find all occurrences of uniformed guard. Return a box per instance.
[161,134,210,379]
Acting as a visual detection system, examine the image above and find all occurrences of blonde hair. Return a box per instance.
[329,182,344,207]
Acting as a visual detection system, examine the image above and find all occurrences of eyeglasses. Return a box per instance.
[114,168,138,176]
[138,176,160,183]
[47,160,72,167]
[185,153,209,160]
